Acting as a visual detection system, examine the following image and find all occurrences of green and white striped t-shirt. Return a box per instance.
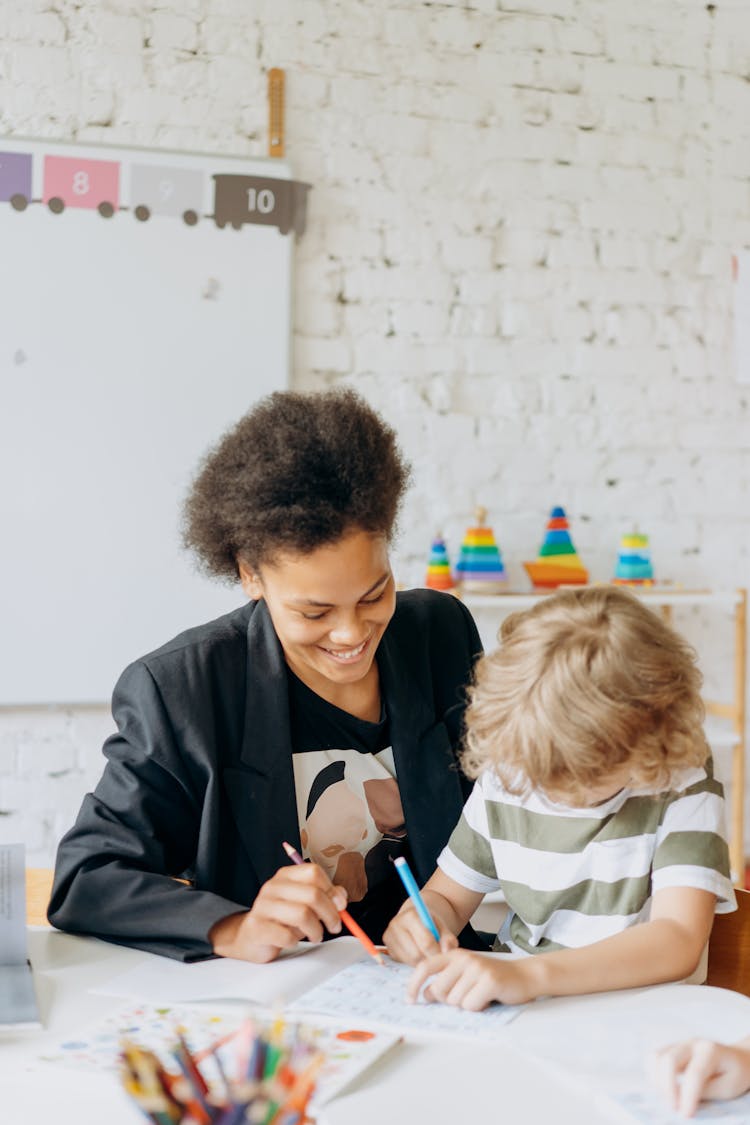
[438,763,736,955]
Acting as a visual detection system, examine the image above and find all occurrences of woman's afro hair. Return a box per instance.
[182,387,411,580]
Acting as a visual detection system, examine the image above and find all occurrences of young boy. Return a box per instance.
[384,586,736,1009]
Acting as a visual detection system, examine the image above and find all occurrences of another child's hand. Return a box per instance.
[649,1038,750,1118]
[384,899,457,965]
[407,948,537,1010]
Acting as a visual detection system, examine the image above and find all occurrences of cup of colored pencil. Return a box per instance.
[119,1016,324,1125]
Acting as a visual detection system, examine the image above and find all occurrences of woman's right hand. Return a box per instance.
[384,897,458,966]
[209,862,348,963]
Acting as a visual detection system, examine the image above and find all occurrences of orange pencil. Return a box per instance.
[192,1027,240,1065]
[281,841,384,966]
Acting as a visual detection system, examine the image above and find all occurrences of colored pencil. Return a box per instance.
[193,1028,240,1065]
[393,855,440,942]
[120,1015,330,1125]
[281,840,384,965]
[171,1037,213,1125]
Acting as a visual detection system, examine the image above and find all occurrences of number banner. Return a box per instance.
[0,143,310,234]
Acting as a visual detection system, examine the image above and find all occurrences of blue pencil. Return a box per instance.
[393,856,440,942]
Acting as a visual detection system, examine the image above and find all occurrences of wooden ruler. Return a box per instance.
[268,68,285,158]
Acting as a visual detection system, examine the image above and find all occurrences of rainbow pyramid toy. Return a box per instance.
[523,506,588,588]
[613,532,654,585]
[425,534,456,591]
[455,508,508,594]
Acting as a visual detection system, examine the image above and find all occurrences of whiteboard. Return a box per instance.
[0,138,306,704]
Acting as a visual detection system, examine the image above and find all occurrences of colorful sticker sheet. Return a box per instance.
[39,1001,399,1112]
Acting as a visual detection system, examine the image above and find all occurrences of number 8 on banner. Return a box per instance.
[43,155,120,218]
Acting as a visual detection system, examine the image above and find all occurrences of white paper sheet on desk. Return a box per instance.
[611,1088,750,1123]
[91,937,367,1005]
[506,984,750,1088]
[287,957,524,1041]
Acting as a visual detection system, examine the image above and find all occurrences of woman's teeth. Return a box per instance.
[323,640,367,661]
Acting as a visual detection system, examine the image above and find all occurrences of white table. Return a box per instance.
[4,928,750,1125]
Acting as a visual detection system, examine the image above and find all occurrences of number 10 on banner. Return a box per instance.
[247,186,275,215]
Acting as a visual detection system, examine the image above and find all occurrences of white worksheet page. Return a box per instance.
[287,956,524,1041]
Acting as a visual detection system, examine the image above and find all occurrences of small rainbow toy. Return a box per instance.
[523,506,588,588]
[425,534,456,592]
[455,507,508,594]
[613,532,654,585]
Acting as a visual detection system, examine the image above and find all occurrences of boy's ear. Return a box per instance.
[238,560,263,601]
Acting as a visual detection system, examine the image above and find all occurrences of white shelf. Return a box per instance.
[705,717,741,751]
[462,588,744,611]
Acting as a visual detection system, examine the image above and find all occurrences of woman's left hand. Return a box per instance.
[407,949,538,1010]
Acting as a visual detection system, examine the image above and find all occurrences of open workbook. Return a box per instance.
[0,843,41,1028]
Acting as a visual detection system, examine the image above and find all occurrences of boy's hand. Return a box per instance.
[649,1038,750,1118]
[384,899,458,965]
[408,949,537,1010]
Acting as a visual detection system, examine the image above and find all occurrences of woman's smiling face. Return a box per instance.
[239,527,396,703]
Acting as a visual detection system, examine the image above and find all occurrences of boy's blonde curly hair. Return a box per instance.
[461,586,708,800]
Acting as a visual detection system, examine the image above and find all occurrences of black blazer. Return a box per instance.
[48,589,483,960]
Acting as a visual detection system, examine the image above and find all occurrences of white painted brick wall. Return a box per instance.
[0,0,749,869]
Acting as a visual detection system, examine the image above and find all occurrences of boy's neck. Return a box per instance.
[543,765,633,809]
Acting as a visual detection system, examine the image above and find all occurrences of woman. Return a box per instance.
[49,389,484,962]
